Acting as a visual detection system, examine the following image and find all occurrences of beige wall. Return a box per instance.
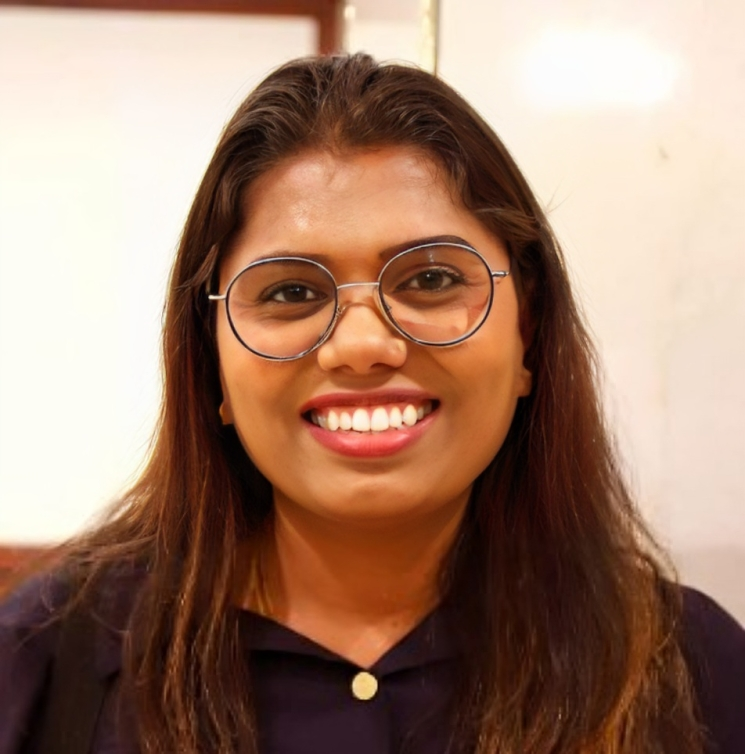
[0,8,316,540]
[439,0,745,621]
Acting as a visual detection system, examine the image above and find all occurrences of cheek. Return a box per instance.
[486,289,531,398]
[218,359,303,466]
[217,323,281,434]
[465,372,521,445]
[222,365,284,424]
[453,323,528,441]
[220,373,290,479]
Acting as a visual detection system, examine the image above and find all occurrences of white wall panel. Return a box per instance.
[440,0,745,620]
[0,8,315,541]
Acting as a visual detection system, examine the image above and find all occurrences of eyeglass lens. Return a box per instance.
[224,244,494,360]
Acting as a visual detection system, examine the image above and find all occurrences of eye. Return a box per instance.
[263,282,327,304]
[398,267,464,292]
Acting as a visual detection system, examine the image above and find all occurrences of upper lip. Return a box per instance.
[300,389,438,414]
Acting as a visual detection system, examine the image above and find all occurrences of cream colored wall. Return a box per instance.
[0,8,316,541]
[344,0,422,66]
[346,18,421,64]
[439,0,745,621]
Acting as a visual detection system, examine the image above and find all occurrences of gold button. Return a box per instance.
[351,671,378,701]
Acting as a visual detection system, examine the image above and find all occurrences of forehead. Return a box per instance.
[221,147,507,279]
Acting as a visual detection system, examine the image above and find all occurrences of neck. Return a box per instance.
[238,493,467,666]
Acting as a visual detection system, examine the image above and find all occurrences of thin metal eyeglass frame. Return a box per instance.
[208,242,510,361]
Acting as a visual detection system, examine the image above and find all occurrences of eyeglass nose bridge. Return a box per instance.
[320,280,397,343]
[335,280,383,306]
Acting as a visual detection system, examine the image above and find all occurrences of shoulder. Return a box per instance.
[679,586,745,754]
[0,563,143,754]
[0,572,68,753]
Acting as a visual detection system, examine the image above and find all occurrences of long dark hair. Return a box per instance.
[63,54,701,753]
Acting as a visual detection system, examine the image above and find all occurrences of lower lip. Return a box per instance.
[305,411,436,457]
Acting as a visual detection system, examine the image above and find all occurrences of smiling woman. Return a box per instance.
[1,54,744,754]
[216,149,530,535]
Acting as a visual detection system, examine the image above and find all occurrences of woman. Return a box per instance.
[1,53,743,754]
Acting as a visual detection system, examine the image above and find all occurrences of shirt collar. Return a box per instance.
[91,569,459,679]
[239,603,458,674]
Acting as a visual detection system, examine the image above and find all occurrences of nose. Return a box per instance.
[315,284,407,373]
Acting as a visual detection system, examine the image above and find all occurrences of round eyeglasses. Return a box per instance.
[208,242,510,361]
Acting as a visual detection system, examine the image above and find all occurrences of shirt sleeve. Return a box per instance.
[0,576,64,754]
[681,586,745,754]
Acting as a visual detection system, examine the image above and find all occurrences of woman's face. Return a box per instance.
[216,147,531,529]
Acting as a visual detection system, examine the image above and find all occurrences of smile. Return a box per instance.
[307,400,436,433]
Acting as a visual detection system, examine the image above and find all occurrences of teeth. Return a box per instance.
[352,408,370,432]
[402,405,418,427]
[370,407,389,432]
[311,401,434,433]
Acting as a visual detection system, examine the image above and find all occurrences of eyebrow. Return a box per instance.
[248,235,473,265]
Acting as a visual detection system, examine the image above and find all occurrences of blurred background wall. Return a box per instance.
[1,1,743,621]
[0,7,318,543]
[439,0,745,621]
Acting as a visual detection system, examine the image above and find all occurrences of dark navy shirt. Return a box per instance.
[1,573,744,753]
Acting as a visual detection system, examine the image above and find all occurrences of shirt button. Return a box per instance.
[351,671,379,701]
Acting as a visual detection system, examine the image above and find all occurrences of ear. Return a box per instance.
[219,397,234,425]
[517,363,533,397]
[218,366,235,425]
